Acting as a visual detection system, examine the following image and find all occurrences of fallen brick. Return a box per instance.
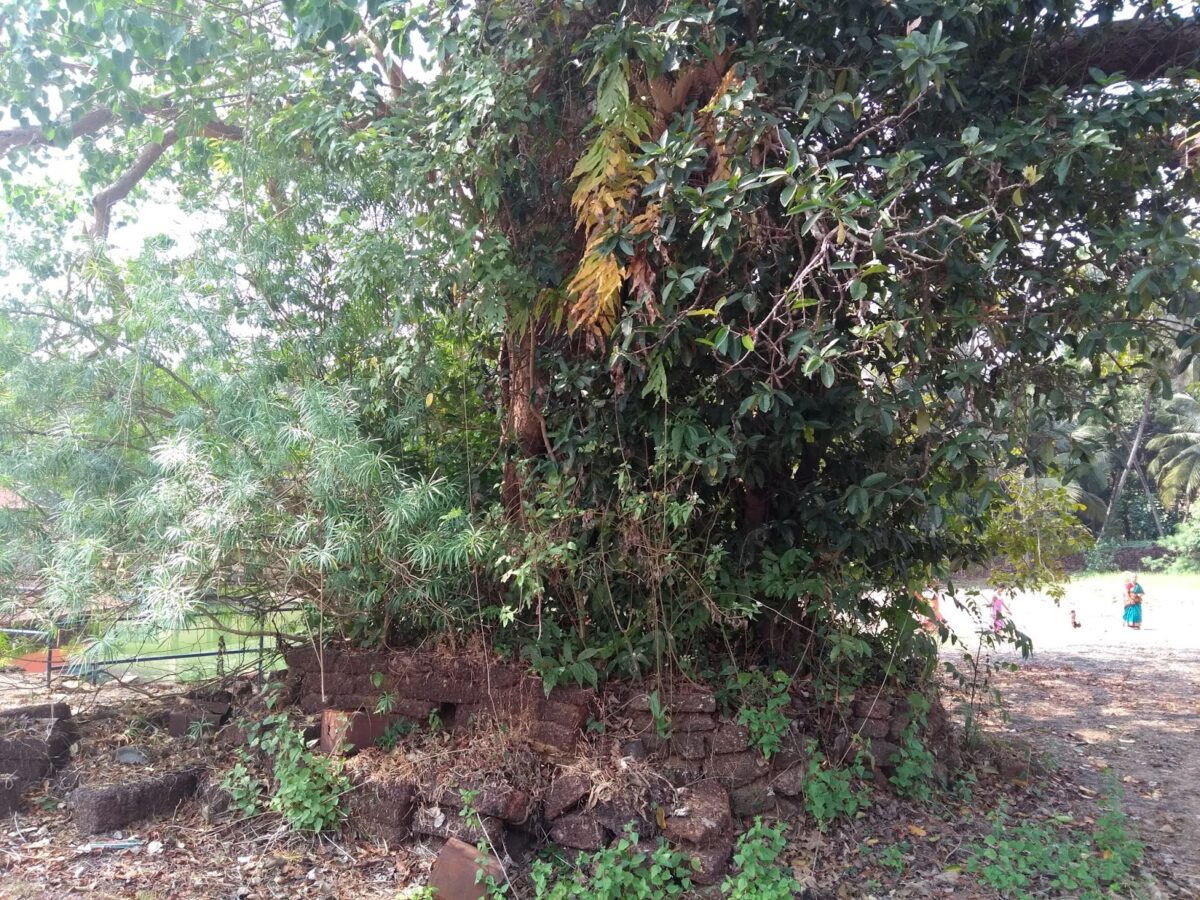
[850,717,889,740]
[770,764,805,798]
[168,699,231,738]
[72,770,199,834]
[349,776,418,844]
[428,836,505,900]
[852,697,893,720]
[0,702,72,722]
[706,751,769,788]
[711,723,751,754]
[670,691,717,714]
[537,699,586,731]
[411,805,504,846]
[684,835,735,886]
[528,721,577,756]
[660,755,704,787]
[671,713,717,733]
[443,782,530,825]
[546,684,597,712]
[670,731,707,760]
[321,709,413,754]
[593,800,654,839]
[729,780,776,818]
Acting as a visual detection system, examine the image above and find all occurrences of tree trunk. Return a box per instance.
[499,317,547,519]
[1132,458,1166,539]
[1101,390,1154,540]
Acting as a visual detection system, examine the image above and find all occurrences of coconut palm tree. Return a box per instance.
[1147,394,1200,507]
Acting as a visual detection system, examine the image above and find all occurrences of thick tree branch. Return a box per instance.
[1032,19,1200,86]
[201,119,246,141]
[90,131,180,238]
[0,106,244,160]
[0,108,115,156]
[83,116,243,238]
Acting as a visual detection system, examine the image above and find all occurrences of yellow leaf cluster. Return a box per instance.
[567,240,625,337]
[565,103,653,340]
[570,135,644,237]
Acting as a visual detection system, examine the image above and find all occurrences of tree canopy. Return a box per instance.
[1,0,1198,682]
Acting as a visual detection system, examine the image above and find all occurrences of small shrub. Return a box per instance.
[1083,539,1118,573]
[721,818,797,899]
[1091,789,1145,886]
[522,638,603,694]
[224,714,350,833]
[529,827,694,898]
[726,669,792,759]
[802,740,869,829]
[222,749,263,816]
[1159,511,1200,572]
[951,771,978,805]
[877,842,909,873]
[259,719,349,832]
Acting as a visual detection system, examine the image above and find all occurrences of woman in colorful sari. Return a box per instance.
[1122,573,1144,630]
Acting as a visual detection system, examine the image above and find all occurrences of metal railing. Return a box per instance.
[0,608,303,689]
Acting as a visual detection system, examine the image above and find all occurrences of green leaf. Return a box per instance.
[984,239,1007,270]
[1127,268,1153,295]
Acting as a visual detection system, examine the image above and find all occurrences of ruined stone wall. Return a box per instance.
[281,645,961,884]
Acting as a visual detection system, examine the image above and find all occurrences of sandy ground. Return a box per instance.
[941,574,1200,894]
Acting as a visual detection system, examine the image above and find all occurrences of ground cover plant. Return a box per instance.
[965,790,1144,898]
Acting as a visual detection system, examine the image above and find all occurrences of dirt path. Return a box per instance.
[942,575,1200,895]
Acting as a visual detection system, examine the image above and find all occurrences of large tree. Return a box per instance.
[1,0,1198,679]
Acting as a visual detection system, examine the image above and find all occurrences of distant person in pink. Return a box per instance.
[989,590,1010,634]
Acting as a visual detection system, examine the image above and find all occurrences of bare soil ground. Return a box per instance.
[940,573,1200,896]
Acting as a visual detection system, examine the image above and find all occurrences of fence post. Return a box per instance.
[256,610,265,686]
[45,630,52,690]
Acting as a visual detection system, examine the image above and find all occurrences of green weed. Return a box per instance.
[965,791,1142,898]
[721,817,799,899]
[802,740,870,829]
[222,714,349,832]
[529,827,694,898]
[725,669,793,759]
[888,693,936,802]
[877,841,909,873]
[374,717,416,750]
